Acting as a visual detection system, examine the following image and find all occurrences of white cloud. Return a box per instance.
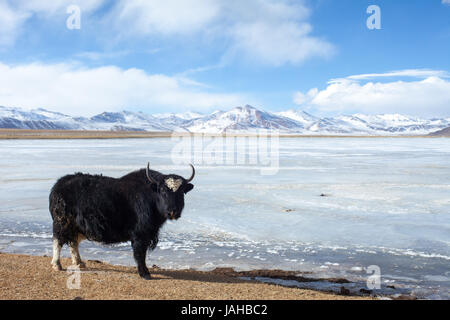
[0,0,334,66]
[293,88,318,105]
[107,0,334,66]
[0,1,30,46]
[341,69,450,81]
[0,0,105,46]
[224,1,334,65]
[443,0,450,5]
[228,21,333,66]
[0,62,247,116]
[73,50,132,61]
[13,0,105,15]
[108,0,219,35]
[293,70,450,117]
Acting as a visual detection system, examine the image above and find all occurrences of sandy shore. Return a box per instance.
[0,253,370,300]
[0,129,436,139]
[0,129,174,139]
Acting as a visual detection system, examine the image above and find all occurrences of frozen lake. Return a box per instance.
[0,137,449,299]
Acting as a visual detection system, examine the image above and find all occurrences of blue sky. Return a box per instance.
[0,0,449,117]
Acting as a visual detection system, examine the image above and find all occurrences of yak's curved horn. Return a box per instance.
[186,164,195,182]
[146,162,154,183]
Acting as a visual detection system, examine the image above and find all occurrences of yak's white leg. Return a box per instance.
[69,234,86,268]
[51,238,62,271]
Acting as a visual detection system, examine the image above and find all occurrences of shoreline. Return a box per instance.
[0,129,443,139]
[0,252,372,300]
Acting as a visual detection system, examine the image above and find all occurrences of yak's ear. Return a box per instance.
[184,183,194,194]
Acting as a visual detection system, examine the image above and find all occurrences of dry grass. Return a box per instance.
[0,129,173,139]
[0,129,437,140]
[0,253,370,300]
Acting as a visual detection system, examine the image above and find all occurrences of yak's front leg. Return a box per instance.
[131,240,151,280]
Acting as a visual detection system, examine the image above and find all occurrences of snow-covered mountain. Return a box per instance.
[0,105,449,135]
[274,110,318,125]
[187,105,305,133]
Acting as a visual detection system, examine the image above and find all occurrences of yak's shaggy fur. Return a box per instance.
[49,167,194,279]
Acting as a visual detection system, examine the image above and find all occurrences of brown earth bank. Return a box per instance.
[0,129,174,139]
[0,129,439,139]
[0,253,371,300]
[428,127,450,137]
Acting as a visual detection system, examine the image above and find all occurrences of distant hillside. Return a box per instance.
[1,105,450,135]
[429,127,450,137]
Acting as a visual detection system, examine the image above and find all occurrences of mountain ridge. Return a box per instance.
[1,105,449,136]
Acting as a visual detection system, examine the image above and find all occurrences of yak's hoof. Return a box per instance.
[52,262,63,271]
[140,273,152,280]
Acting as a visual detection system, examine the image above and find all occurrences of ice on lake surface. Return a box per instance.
[0,137,449,299]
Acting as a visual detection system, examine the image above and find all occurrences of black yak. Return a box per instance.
[49,163,195,279]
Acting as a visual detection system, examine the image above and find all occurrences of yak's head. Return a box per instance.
[145,163,194,220]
